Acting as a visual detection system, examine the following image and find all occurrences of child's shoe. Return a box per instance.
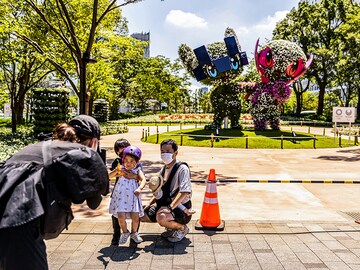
[130,232,143,243]
[119,231,130,245]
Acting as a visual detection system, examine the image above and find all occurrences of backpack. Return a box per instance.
[41,140,73,240]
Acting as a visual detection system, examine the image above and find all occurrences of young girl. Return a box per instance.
[109,146,146,244]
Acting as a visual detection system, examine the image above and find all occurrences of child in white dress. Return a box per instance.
[109,146,146,244]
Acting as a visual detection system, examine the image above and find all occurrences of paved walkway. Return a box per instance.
[47,125,360,270]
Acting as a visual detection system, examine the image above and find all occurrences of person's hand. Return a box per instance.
[134,187,142,196]
[184,208,196,216]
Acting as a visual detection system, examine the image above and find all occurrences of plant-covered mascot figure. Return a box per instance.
[248,39,312,130]
[179,27,249,129]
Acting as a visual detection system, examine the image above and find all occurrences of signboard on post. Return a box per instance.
[332,107,356,123]
[4,104,11,117]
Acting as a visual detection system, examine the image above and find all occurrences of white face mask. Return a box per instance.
[161,153,173,165]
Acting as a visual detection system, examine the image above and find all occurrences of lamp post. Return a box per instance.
[80,52,97,114]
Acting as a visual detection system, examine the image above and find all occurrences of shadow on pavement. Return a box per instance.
[316,155,360,162]
[97,235,190,267]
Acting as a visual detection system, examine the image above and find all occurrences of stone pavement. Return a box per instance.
[46,125,360,270]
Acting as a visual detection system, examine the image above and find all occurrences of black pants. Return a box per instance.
[0,218,48,270]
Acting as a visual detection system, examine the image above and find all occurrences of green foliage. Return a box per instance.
[199,92,213,113]
[32,88,70,135]
[0,117,11,127]
[210,83,242,128]
[273,0,360,115]
[0,0,54,130]
[99,122,128,136]
[0,126,35,161]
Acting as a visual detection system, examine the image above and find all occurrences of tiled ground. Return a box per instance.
[46,220,360,270]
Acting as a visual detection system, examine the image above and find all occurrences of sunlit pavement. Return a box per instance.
[48,125,360,269]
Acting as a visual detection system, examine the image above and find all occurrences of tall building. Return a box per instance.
[131,32,150,58]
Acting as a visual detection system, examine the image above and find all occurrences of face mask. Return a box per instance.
[161,153,173,165]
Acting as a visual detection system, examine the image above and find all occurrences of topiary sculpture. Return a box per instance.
[247,39,312,130]
[178,27,248,129]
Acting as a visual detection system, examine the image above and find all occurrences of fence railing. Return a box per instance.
[141,128,359,149]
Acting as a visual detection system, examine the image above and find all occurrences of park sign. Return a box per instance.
[4,103,11,117]
[332,107,356,123]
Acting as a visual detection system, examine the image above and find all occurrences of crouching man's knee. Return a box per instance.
[156,206,173,227]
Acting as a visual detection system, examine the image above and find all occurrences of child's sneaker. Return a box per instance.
[167,225,189,243]
[119,231,130,245]
[130,232,143,243]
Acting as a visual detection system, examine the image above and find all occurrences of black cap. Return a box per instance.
[69,115,101,140]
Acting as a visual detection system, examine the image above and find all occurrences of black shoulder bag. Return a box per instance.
[41,140,74,240]
[156,162,189,208]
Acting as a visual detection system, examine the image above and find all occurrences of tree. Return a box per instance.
[18,0,145,115]
[87,34,146,115]
[273,0,358,116]
[0,1,54,132]
[199,91,212,113]
[125,56,190,114]
[292,79,311,116]
[335,10,360,117]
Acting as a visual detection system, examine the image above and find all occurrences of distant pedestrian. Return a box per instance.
[109,146,146,244]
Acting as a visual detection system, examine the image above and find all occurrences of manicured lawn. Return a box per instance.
[143,128,348,149]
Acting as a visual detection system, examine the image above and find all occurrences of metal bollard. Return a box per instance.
[339,134,342,147]
[281,135,284,149]
[245,135,248,149]
[180,133,183,146]
[156,131,159,144]
[313,135,316,149]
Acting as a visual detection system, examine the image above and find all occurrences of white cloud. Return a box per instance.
[253,10,289,36]
[235,10,290,53]
[165,10,208,29]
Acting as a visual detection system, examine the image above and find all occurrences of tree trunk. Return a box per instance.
[317,83,326,116]
[11,107,17,133]
[295,91,302,117]
[79,61,89,115]
[357,89,360,120]
[16,95,25,125]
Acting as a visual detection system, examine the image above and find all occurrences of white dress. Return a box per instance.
[109,167,144,218]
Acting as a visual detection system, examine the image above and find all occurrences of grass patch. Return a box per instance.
[143,128,348,149]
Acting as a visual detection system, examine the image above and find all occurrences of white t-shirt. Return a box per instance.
[160,161,192,204]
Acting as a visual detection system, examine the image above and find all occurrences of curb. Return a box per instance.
[191,179,360,184]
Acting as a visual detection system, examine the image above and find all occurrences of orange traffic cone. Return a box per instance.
[195,169,225,231]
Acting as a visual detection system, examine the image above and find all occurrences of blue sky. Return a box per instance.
[121,0,301,88]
